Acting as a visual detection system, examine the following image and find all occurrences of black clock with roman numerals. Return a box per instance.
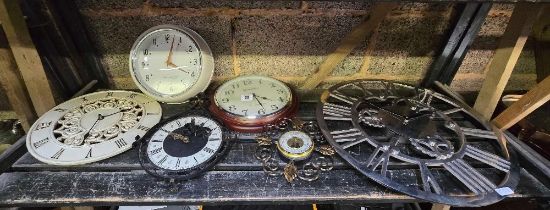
[138,109,231,180]
[316,80,519,207]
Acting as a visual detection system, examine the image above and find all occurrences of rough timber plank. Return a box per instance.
[473,3,544,120]
[0,29,36,131]
[0,0,56,115]
[493,76,550,130]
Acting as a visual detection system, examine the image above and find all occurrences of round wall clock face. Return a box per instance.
[139,114,229,180]
[316,80,519,207]
[26,91,162,165]
[129,24,214,103]
[210,75,298,132]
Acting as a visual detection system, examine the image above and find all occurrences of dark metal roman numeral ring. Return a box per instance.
[316,80,519,207]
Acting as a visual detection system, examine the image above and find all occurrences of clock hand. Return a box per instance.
[165,35,175,67]
[83,114,103,140]
[159,66,190,73]
[255,94,273,101]
[252,93,265,109]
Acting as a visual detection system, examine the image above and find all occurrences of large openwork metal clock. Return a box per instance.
[316,80,519,206]
[26,91,162,165]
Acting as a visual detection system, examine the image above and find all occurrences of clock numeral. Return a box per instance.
[146,112,159,116]
[143,49,149,55]
[258,109,265,115]
[279,97,285,102]
[209,138,221,141]
[51,148,65,159]
[186,45,193,52]
[152,38,157,45]
[276,89,285,94]
[176,158,181,168]
[271,105,279,110]
[228,105,236,111]
[81,97,88,102]
[231,84,240,89]
[128,93,137,99]
[176,120,182,127]
[243,80,252,85]
[221,98,229,103]
[364,137,399,176]
[331,128,369,149]
[35,121,52,131]
[114,139,128,148]
[150,147,163,155]
[419,162,442,194]
[330,90,358,105]
[33,137,50,148]
[191,71,195,77]
[464,145,511,172]
[179,37,182,43]
[106,92,114,97]
[192,59,198,65]
[145,74,151,81]
[203,147,215,154]
[443,159,496,194]
[165,34,170,42]
[85,148,93,158]
[323,103,352,121]
[158,155,168,165]
[137,125,150,131]
[241,109,248,115]
[224,90,234,95]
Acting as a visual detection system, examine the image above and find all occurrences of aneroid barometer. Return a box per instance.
[129,25,214,103]
[26,91,162,165]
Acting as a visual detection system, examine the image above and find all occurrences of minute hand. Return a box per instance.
[252,94,265,109]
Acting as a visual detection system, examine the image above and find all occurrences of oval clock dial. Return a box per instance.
[210,75,298,132]
[146,116,223,171]
[130,25,214,103]
[316,80,519,207]
[26,91,162,165]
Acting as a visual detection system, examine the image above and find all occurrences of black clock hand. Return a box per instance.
[252,94,265,109]
[83,114,103,139]
[255,94,273,101]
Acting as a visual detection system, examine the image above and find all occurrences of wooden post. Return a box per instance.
[0,28,36,131]
[473,3,544,120]
[493,76,550,130]
[0,0,56,115]
[300,2,397,90]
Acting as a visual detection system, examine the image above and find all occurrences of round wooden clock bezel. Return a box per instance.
[208,76,299,133]
[26,91,162,165]
[129,24,214,103]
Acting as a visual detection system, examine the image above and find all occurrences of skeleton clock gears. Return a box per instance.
[26,91,162,165]
[130,25,214,103]
[316,80,519,207]
[210,75,298,132]
[139,112,230,180]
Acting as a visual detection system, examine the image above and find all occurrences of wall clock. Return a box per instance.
[138,109,230,180]
[129,24,214,103]
[316,80,519,207]
[209,75,298,132]
[26,91,162,165]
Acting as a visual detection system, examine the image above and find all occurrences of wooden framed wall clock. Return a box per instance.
[138,108,231,180]
[26,91,162,165]
[129,24,214,103]
[209,75,299,132]
[316,80,519,206]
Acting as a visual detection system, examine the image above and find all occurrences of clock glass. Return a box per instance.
[146,116,224,171]
[26,91,162,165]
[130,25,214,103]
[213,75,292,119]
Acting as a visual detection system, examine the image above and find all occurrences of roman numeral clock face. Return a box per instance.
[139,115,227,180]
[26,91,162,165]
[316,80,519,207]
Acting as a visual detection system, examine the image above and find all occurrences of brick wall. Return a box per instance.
[1,1,536,111]
[76,1,536,94]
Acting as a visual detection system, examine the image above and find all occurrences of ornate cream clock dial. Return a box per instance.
[26,91,162,165]
[130,25,214,103]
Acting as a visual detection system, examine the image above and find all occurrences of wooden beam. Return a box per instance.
[473,3,544,120]
[0,29,36,131]
[493,76,550,130]
[0,0,56,115]
[431,204,451,210]
[300,2,397,90]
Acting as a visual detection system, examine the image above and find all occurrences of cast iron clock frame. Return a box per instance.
[316,79,519,207]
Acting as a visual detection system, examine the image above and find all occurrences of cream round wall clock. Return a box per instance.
[129,24,214,103]
[26,91,162,165]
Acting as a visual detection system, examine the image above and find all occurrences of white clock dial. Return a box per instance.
[26,91,162,165]
[146,116,223,171]
[130,25,214,103]
[214,75,292,118]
